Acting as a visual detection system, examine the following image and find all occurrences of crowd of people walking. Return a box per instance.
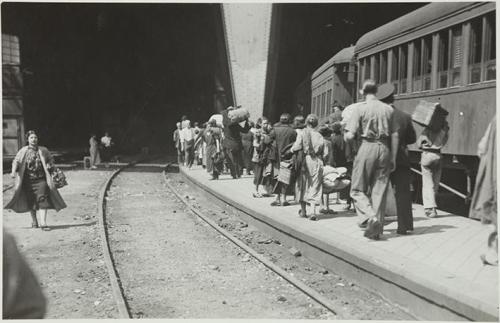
[174,80,448,240]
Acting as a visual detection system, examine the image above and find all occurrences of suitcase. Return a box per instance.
[277,161,292,184]
[412,100,448,131]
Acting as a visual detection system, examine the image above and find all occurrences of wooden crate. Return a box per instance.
[412,100,448,130]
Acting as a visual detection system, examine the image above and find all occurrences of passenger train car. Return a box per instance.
[310,46,356,123]
[355,2,495,165]
[296,2,495,201]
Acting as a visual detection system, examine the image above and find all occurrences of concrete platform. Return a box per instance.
[180,166,498,321]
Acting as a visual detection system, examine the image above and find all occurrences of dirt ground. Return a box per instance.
[3,169,120,319]
[2,159,413,319]
[107,168,336,319]
[167,171,415,320]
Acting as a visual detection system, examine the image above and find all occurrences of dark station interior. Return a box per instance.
[2,2,425,153]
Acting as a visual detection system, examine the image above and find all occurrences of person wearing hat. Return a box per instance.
[345,80,399,239]
[378,83,416,235]
[270,113,297,206]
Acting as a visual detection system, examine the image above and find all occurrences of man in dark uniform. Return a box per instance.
[377,83,417,235]
[270,113,297,206]
[221,107,250,179]
[345,80,399,240]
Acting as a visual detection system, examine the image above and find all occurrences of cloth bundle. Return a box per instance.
[228,107,250,124]
[322,165,350,194]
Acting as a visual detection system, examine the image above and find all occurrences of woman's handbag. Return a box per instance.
[38,149,68,189]
[50,167,68,189]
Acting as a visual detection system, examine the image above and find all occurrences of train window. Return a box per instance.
[484,12,496,81]
[413,40,422,92]
[312,97,316,115]
[422,36,432,90]
[450,25,462,86]
[400,45,408,93]
[391,48,399,93]
[469,17,483,83]
[321,92,326,117]
[326,89,332,114]
[380,51,388,84]
[437,30,449,88]
[373,55,379,84]
[364,57,371,81]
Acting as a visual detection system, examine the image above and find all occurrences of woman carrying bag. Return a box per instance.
[5,130,67,231]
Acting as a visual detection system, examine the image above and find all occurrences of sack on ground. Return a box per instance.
[323,172,350,194]
[322,166,350,193]
[323,165,347,176]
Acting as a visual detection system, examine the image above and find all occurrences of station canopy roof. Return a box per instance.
[355,2,480,55]
[312,45,355,79]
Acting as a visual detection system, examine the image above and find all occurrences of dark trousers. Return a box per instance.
[390,165,414,232]
[224,147,242,178]
[185,146,194,168]
[177,147,184,165]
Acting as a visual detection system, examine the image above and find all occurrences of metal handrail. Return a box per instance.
[410,167,467,200]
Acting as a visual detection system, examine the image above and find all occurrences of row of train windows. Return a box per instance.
[311,89,333,118]
[358,12,495,96]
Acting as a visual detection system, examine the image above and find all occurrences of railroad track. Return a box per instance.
[97,160,350,319]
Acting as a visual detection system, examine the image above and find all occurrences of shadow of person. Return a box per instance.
[46,221,97,230]
[384,224,456,239]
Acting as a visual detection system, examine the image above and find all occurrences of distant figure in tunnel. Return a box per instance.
[89,133,101,169]
[173,122,183,165]
[100,132,113,165]
[221,106,250,179]
[5,130,67,231]
[180,120,196,169]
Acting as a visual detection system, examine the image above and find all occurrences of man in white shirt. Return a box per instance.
[100,132,113,163]
[180,120,195,168]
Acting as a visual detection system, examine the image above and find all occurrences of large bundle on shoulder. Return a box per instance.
[322,165,350,194]
[412,100,448,131]
[228,106,250,124]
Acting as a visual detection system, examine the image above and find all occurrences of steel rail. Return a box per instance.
[97,164,134,318]
[410,167,467,200]
[162,170,345,318]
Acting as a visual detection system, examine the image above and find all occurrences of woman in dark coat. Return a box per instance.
[5,130,67,230]
[253,118,276,197]
[241,121,255,175]
[204,119,224,180]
